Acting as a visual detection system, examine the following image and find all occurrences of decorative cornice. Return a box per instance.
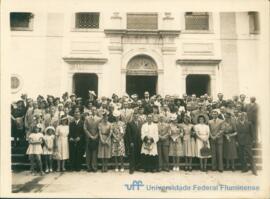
[176,59,222,65]
[63,57,108,64]
[104,29,181,37]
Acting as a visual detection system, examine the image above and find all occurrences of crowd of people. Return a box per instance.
[11,91,259,176]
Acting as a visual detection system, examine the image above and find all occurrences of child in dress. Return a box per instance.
[43,126,55,173]
[26,125,44,175]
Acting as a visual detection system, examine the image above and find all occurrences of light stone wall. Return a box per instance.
[6,0,261,101]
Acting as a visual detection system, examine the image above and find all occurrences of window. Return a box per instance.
[75,12,100,29]
[127,13,158,30]
[185,12,209,31]
[249,12,260,34]
[10,12,34,31]
[11,74,23,93]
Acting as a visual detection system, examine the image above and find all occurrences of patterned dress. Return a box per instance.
[180,123,197,157]
[169,124,184,157]
[111,121,126,157]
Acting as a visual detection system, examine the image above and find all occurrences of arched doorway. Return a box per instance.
[186,74,211,96]
[126,55,158,98]
[73,73,98,100]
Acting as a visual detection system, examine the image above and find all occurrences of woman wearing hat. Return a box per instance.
[194,115,211,172]
[179,114,196,171]
[111,110,126,172]
[221,112,238,171]
[168,113,184,171]
[98,112,112,172]
[55,116,70,172]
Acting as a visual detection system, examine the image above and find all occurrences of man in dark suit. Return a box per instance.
[125,110,142,174]
[69,106,85,171]
[245,97,258,143]
[236,112,257,175]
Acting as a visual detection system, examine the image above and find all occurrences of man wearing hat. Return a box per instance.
[208,109,224,172]
[69,93,77,108]
[88,90,97,105]
[84,110,101,172]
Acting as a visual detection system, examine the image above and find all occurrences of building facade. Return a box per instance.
[7,0,262,100]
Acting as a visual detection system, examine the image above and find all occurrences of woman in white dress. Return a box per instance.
[194,115,211,172]
[55,116,69,171]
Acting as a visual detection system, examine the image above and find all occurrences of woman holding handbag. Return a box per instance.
[194,115,211,172]
[221,112,238,171]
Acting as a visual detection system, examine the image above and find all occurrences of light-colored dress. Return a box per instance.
[55,125,69,160]
[141,122,159,156]
[169,124,184,157]
[111,121,126,157]
[194,124,211,158]
[180,123,197,157]
[98,122,112,159]
[43,134,55,155]
[26,132,44,155]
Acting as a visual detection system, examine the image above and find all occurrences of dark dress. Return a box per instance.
[221,119,238,160]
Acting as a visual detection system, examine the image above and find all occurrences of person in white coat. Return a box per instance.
[141,114,159,172]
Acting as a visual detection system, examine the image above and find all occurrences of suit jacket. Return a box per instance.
[69,119,85,146]
[246,103,258,123]
[125,120,142,153]
[208,118,224,143]
[142,99,153,114]
[236,120,253,145]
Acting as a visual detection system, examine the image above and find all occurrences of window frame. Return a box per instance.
[73,12,100,31]
[10,12,34,31]
[183,12,213,34]
[248,11,260,35]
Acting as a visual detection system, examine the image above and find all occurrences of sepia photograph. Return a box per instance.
[0,0,270,198]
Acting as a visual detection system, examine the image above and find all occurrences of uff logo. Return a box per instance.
[124,180,144,191]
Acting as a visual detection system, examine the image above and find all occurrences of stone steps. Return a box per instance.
[11,142,262,171]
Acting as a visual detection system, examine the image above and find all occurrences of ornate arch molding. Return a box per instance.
[122,48,163,73]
